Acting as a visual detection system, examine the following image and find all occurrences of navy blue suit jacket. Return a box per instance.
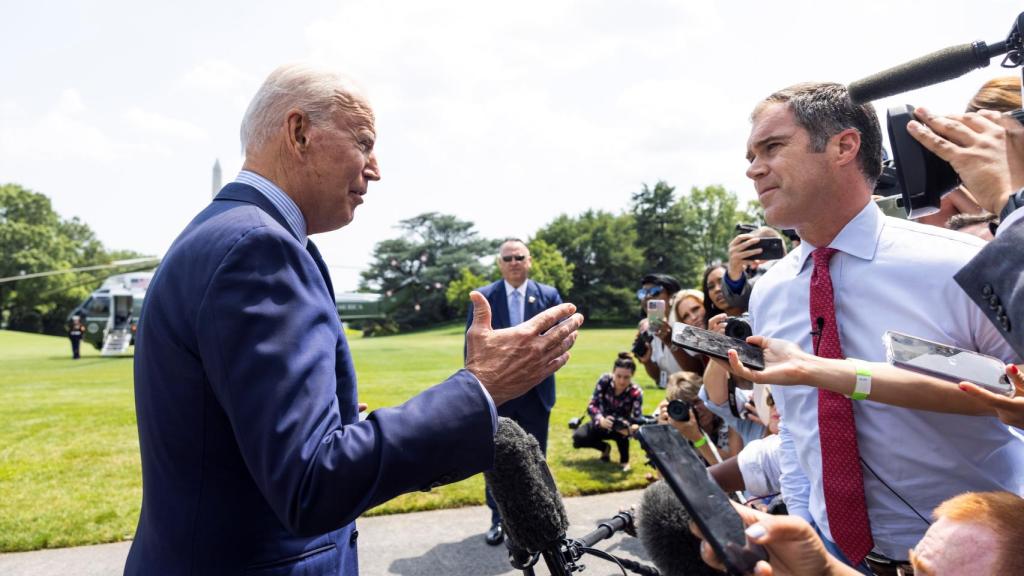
[126,183,494,575]
[466,279,562,413]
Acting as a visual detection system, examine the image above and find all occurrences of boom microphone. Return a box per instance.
[485,417,569,554]
[847,40,1006,104]
[637,481,719,576]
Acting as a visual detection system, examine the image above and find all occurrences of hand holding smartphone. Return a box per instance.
[883,330,1014,396]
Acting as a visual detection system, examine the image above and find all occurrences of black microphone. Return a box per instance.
[484,417,569,555]
[811,316,825,357]
[637,480,719,576]
[848,40,1006,104]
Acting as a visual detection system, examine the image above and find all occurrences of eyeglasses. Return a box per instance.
[501,255,527,262]
[636,286,664,301]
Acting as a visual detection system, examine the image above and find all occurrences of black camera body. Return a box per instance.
[666,399,691,422]
[568,416,583,429]
[724,315,753,340]
[631,331,654,358]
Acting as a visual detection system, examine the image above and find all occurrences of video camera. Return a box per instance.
[852,12,1024,218]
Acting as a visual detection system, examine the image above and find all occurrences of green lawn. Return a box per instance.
[0,323,661,552]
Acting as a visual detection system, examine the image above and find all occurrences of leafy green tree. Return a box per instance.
[526,238,574,296]
[630,181,690,278]
[0,183,149,334]
[534,210,643,321]
[676,184,747,287]
[445,267,491,317]
[360,212,497,329]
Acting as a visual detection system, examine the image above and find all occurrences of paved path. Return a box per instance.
[0,489,652,576]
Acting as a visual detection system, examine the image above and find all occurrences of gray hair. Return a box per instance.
[240,63,373,154]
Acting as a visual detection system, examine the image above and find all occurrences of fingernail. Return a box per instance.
[745,523,766,541]
[1010,365,1019,375]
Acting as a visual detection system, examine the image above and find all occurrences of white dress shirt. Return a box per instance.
[750,201,1024,560]
[504,280,527,324]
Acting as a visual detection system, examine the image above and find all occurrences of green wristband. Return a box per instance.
[847,358,871,400]
[692,436,708,448]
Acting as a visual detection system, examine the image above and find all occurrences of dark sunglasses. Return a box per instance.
[501,255,527,262]
[636,285,664,301]
[765,394,775,407]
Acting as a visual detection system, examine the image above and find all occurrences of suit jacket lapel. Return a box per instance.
[524,280,541,321]
[305,240,336,302]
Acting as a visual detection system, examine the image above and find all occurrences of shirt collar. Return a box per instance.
[234,170,308,246]
[794,201,882,272]
[504,280,527,297]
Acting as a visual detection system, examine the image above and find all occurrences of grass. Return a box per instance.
[0,323,660,552]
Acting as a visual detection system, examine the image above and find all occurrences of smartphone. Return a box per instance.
[637,425,766,574]
[672,323,765,371]
[647,299,666,333]
[883,330,1013,396]
[744,237,785,261]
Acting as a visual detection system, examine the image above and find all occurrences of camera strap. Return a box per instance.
[727,376,741,419]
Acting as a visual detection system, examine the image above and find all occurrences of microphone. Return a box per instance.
[811,316,825,357]
[484,417,569,555]
[848,40,1005,104]
[637,480,719,576]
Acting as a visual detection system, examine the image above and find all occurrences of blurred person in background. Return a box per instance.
[572,352,643,472]
[656,371,742,466]
[722,226,788,311]
[702,263,745,321]
[635,273,702,385]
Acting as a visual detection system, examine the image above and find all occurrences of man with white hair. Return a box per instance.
[125,64,582,575]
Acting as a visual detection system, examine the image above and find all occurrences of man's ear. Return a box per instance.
[833,128,861,168]
[285,108,310,156]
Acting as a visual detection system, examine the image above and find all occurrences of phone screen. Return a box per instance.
[884,331,1012,395]
[672,323,765,370]
[637,425,765,573]
[647,299,666,332]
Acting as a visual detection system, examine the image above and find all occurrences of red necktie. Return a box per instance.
[810,247,873,564]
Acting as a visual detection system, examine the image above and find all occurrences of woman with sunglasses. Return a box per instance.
[634,273,703,387]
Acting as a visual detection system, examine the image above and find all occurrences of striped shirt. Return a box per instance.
[234,170,308,246]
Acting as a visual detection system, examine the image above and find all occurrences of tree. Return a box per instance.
[445,266,490,318]
[677,184,747,287]
[630,181,689,277]
[360,212,497,329]
[534,210,643,321]
[0,183,148,334]
[526,238,574,296]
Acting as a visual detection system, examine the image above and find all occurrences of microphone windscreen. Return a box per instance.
[484,417,568,553]
[638,480,719,576]
[848,42,986,104]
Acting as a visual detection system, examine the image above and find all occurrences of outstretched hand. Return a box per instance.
[709,335,812,386]
[959,364,1024,429]
[692,502,855,576]
[465,291,584,406]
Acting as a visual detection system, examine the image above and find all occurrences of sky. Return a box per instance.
[1,1,1019,291]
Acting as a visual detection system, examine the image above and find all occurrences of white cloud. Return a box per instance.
[123,107,207,141]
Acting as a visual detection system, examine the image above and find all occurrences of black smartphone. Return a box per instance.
[672,323,765,371]
[884,330,1013,396]
[744,237,785,261]
[637,425,766,574]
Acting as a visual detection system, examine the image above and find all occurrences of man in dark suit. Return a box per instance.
[125,64,583,576]
[466,238,563,545]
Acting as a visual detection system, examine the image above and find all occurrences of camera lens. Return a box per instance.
[667,399,690,422]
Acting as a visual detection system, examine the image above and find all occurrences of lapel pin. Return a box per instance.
[528,296,536,304]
